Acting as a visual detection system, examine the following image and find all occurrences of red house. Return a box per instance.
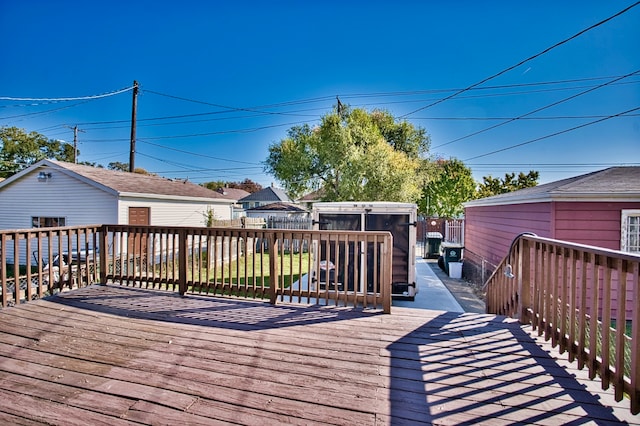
[463,167,640,284]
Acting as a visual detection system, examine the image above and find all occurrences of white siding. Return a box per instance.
[0,168,117,230]
[0,165,233,263]
[119,197,233,226]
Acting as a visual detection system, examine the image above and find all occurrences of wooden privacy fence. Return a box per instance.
[0,225,101,306]
[100,225,394,313]
[485,233,640,414]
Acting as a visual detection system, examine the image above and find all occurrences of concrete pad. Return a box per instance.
[393,257,464,312]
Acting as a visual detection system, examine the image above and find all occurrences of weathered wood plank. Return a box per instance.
[0,285,636,425]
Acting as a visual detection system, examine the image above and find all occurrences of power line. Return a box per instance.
[415,114,640,121]
[433,70,640,149]
[135,120,312,141]
[138,140,262,165]
[0,100,92,120]
[9,74,634,130]
[0,85,134,102]
[463,106,640,161]
[401,1,640,118]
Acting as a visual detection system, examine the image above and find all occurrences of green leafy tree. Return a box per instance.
[203,180,227,191]
[476,171,539,198]
[203,179,263,193]
[264,105,430,201]
[418,158,476,218]
[107,162,154,175]
[0,126,75,178]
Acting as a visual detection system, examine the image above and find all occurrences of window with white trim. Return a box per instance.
[32,217,66,228]
[621,210,640,253]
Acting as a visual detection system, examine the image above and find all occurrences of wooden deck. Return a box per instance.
[0,285,636,425]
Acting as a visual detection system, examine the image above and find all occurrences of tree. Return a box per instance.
[107,162,154,175]
[264,105,430,201]
[0,126,75,178]
[418,158,476,218]
[202,180,227,191]
[229,178,263,193]
[476,171,539,198]
[203,179,263,193]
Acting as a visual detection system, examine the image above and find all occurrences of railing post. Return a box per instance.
[518,238,531,324]
[100,225,108,286]
[382,233,392,314]
[178,228,188,296]
[269,233,279,305]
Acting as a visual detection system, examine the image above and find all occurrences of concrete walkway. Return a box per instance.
[393,256,465,312]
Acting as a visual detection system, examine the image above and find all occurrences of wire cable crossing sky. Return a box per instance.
[0,1,638,185]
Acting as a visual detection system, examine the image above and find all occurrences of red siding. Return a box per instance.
[465,202,552,267]
[553,201,640,250]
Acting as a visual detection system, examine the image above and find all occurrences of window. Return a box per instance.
[32,217,66,228]
[621,210,640,253]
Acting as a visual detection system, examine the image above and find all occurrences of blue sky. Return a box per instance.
[1,1,638,187]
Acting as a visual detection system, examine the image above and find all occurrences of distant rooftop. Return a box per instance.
[239,185,292,203]
[465,167,640,207]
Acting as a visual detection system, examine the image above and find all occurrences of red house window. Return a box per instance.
[621,210,640,253]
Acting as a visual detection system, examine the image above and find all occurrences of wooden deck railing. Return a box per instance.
[1,224,393,312]
[485,233,640,414]
[0,225,101,306]
[99,225,393,313]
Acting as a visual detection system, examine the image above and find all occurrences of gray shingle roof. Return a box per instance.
[44,160,232,201]
[465,167,640,207]
[239,186,292,203]
[216,187,250,201]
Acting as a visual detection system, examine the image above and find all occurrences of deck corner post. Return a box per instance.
[178,228,188,296]
[518,238,532,325]
[99,225,109,286]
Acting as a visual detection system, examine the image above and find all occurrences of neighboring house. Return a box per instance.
[0,159,236,232]
[297,188,325,210]
[245,202,309,221]
[462,166,640,284]
[239,184,293,210]
[215,186,250,219]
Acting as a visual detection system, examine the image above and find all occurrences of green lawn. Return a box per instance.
[190,251,311,292]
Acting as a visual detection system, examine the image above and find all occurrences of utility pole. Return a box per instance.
[129,80,139,172]
[66,125,85,163]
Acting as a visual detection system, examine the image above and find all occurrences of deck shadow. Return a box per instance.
[47,284,381,331]
[386,311,628,425]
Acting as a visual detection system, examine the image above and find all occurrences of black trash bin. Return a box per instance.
[442,245,463,274]
[424,232,443,259]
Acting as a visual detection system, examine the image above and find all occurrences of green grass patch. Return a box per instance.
[189,251,311,293]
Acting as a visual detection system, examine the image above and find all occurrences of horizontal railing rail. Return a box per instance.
[0,225,101,306]
[485,233,639,414]
[100,225,393,313]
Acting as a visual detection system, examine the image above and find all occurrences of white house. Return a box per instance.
[0,159,237,230]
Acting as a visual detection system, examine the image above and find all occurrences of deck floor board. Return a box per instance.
[0,284,636,425]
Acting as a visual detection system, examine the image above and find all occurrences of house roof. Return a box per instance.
[1,160,235,203]
[239,185,292,203]
[216,187,250,201]
[297,188,325,202]
[464,167,640,208]
[247,202,307,212]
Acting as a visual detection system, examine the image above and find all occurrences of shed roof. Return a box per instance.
[1,160,235,202]
[464,167,640,207]
[239,185,292,203]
